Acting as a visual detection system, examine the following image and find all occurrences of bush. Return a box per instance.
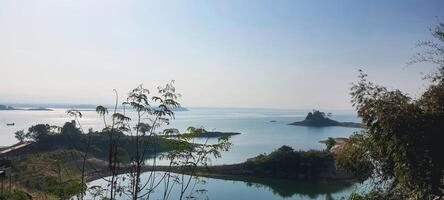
[43,176,86,199]
[0,189,31,200]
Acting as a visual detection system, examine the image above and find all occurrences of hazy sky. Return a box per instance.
[1,0,443,109]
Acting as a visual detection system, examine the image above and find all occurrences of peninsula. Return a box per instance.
[162,145,354,184]
[289,110,362,128]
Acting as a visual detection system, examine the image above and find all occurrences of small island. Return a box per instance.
[289,110,362,128]
[164,127,241,138]
[183,131,241,138]
[26,107,53,111]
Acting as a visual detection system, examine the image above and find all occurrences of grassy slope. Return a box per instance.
[9,149,84,199]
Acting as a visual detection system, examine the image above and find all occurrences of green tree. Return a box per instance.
[26,124,51,141]
[61,121,81,135]
[0,189,30,200]
[324,137,336,151]
[14,130,26,143]
[337,23,444,199]
[334,134,373,182]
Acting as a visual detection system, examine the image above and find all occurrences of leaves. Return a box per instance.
[95,105,109,116]
[346,67,444,197]
[112,113,131,122]
[67,109,83,118]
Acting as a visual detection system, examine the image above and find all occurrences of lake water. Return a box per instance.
[85,172,361,200]
[0,107,363,199]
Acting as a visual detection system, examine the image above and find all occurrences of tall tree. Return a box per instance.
[337,23,444,199]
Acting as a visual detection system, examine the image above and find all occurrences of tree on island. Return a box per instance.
[306,110,332,120]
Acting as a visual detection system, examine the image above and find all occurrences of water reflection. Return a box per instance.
[86,172,356,200]
[214,176,353,199]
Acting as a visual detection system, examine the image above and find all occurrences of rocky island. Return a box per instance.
[289,110,362,128]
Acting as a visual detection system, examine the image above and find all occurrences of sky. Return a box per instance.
[0,0,443,109]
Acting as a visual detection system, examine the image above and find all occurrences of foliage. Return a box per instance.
[61,121,82,135]
[345,69,444,197]
[291,110,340,127]
[10,149,86,199]
[185,126,207,135]
[246,146,337,180]
[0,189,30,200]
[42,176,85,199]
[334,133,373,182]
[346,190,400,200]
[26,124,51,141]
[338,23,444,199]
[88,82,232,200]
[160,133,232,200]
[324,137,336,151]
[10,82,231,200]
[15,121,184,163]
[306,110,331,121]
[14,130,26,143]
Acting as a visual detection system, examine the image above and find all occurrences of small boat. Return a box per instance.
[6,123,15,126]
[270,120,277,122]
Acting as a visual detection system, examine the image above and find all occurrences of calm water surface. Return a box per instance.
[0,107,362,199]
[86,172,361,200]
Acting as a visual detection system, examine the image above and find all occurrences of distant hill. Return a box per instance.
[0,104,16,110]
[0,104,53,111]
[1,103,189,112]
[289,110,362,128]
[4,103,189,111]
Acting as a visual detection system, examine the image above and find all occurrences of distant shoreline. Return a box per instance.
[0,108,54,111]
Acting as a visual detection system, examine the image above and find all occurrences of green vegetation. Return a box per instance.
[289,110,362,128]
[324,137,336,151]
[334,134,373,182]
[14,130,26,143]
[12,121,189,162]
[2,82,232,200]
[335,23,444,199]
[245,146,350,181]
[177,145,353,183]
[166,126,241,138]
[3,149,89,200]
[0,189,30,200]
